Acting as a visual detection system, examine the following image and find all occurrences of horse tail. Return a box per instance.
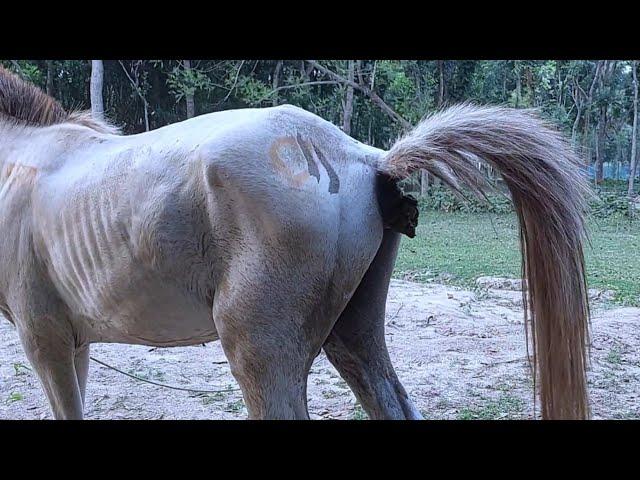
[379,103,591,420]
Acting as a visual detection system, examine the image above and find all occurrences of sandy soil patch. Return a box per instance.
[1,279,638,420]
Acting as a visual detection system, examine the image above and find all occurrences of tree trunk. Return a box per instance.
[525,66,536,106]
[305,62,314,80]
[437,60,445,107]
[118,60,150,132]
[342,60,355,135]
[420,170,429,196]
[502,67,507,101]
[432,60,446,189]
[594,61,617,184]
[184,60,195,119]
[595,106,607,183]
[583,61,604,170]
[614,136,621,180]
[305,60,411,130]
[569,76,583,147]
[556,61,563,107]
[629,60,639,197]
[582,114,592,168]
[571,104,582,148]
[46,60,54,96]
[514,62,522,108]
[90,60,104,121]
[272,60,283,107]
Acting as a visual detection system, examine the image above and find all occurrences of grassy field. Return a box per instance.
[394,211,640,306]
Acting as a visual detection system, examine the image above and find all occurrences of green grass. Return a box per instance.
[350,403,368,420]
[6,392,24,404]
[395,211,640,306]
[126,366,166,382]
[456,394,525,420]
[13,362,31,376]
[195,391,228,405]
[606,348,622,365]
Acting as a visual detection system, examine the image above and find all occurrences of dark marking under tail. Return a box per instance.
[375,172,419,238]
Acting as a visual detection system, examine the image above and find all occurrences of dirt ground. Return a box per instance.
[1,278,639,420]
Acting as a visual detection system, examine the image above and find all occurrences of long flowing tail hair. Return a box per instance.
[380,104,591,420]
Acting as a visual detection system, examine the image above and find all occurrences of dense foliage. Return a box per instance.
[417,180,639,219]
[3,60,639,192]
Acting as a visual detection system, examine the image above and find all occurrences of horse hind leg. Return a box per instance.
[214,310,313,419]
[212,263,343,420]
[213,303,318,419]
[323,230,423,420]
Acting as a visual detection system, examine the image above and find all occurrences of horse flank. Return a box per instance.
[0,65,119,134]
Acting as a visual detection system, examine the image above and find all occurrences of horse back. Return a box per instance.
[2,106,387,345]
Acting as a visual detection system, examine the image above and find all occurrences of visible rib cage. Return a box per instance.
[381,103,591,420]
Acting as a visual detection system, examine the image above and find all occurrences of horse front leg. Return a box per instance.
[74,343,90,408]
[16,317,85,420]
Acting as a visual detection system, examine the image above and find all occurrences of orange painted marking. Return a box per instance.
[269,137,311,189]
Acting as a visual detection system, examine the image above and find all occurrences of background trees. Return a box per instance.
[4,59,639,191]
[90,60,104,120]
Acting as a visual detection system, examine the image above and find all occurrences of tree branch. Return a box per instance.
[10,60,26,78]
[588,61,603,101]
[118,60,150,131]
[255,81,342,104]
[216,60,245,106]
[305,60,412,130]
[356,60,364,86]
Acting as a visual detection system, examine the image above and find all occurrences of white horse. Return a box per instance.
[0,66,591,419]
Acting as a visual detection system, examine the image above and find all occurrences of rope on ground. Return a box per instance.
[89,356,241,394]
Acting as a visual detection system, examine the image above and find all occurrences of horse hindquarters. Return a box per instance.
[210,243,349,419]
[203,164,385,419]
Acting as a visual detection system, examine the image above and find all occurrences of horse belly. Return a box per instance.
[80,274,218,347]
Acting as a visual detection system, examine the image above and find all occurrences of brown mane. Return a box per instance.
[0,65,120,134]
